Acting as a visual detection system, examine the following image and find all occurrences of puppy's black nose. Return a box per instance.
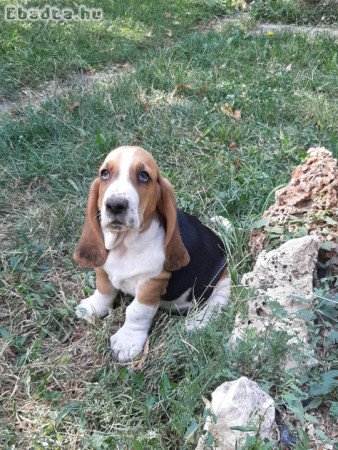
[105,197,129,215]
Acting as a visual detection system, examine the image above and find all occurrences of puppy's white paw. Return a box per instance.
[76,290,114,323]
[110,327,147,362]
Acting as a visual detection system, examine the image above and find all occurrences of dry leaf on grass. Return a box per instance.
[233,157,242,168]
[132,338,150,371]
[174,83,193,94]
[84,68,96,76]
[0,338,16,358]
[221,103,233,116]
[198,83,208,97]
[233,109,241,120]
[116,62,131,69]
[67,102,80,112]
[220,103,241,120]
[9,109,21,116]
[137,95,149,112]
[229,142,237,149]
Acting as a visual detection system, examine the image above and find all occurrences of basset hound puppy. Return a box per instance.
[74,146,231,362]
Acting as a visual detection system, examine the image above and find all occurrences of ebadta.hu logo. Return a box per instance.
[4,4,103,21]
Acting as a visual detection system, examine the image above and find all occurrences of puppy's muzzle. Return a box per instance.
[104,196,132,229]
[105,197,129,216]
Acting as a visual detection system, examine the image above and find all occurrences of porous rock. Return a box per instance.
[249,147,337,275]
[242,236,319,313]
[231,237,319,369]
[196,377,275,450]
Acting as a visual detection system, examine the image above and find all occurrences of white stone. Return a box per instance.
[242,236,319,313]
[231,236,319,370]
[196,377,275,450]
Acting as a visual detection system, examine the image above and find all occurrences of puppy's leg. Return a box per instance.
[110,271,170,362]
[76,267,118,322]
[185,270,231,331]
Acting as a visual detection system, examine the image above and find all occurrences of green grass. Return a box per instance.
[1,0,337,101]
[1,17,338,450]
[250,0,338,26]
[0,0,239,100]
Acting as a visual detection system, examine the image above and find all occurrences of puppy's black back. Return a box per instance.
[162,210,227,303]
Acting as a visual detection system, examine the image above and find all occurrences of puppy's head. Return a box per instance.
[99,146,161,233]
[73,146,189,271]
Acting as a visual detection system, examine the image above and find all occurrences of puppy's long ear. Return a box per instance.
[73,178,108,268]
[157,176,190,272]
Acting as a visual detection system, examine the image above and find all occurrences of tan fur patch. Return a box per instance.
[137,270,172,306]
[97,148,124,209]
[95,267,115,296]
[157,176,190,271]
[129,147,161,229]
[73,178,107,268]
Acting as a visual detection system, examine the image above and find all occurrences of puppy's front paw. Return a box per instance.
[76,290,114,323]
[110,327,147,362]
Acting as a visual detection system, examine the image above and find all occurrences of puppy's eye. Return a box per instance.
[100,169,109,180]
[137,170,150,184]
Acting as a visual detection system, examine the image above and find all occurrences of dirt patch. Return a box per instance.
[198,14,338,38]
[0,62,133,114]
[2,16,337,114]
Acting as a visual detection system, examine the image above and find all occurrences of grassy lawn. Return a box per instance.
[251,0,338,26]
[1,0,337,102]
[0,0,238,100]
[1,8,338,450]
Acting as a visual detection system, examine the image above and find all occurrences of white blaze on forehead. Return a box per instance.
[104,145,147,166]
[105,147,135,177]
[101,147,141,232]
[104,147,136,196]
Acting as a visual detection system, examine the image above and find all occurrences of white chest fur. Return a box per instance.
[102,218,166,296]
